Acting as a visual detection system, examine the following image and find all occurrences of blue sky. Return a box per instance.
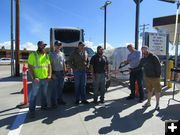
[0,0,178,51]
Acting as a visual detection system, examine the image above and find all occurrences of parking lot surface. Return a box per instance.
[0,65,180,135]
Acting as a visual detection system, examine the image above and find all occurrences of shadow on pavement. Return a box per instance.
[2,79,180,133]
[160,86,180,98]
[0,76,22,82]
[99,108,155,134]
[156,104,180,121]
[0,85,94,130]
[10,83,32,95]
[0,72,32,82]
[0,114,18,130]
[84,97,136,121]
[161,90,180,97]
[0,107,17,116]
[84,97,153,134]
[25,103,96,125]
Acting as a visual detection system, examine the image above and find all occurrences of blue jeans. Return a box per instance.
[50,72,64,105]
[93,73,105,101]
[74,70,87,101]
[129,69,144,99]
[29,79,48,113]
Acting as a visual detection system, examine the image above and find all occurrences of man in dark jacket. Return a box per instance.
[133,45,161,110]
[68,42,89,105]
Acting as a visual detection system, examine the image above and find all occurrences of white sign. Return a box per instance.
[149,32,167,55]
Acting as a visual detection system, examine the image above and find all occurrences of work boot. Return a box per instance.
[58,101,66,105]
[29,112,35,118]
[75,100,80,105]
[155,104,160,111]
[126,96,135,100]
[81,100,89,104]
[100,99,105,103]
[138,98,144,103]
[93,99,98,104]
[41,106,49,110]
[142,102,151,107]
[51,104,57,109]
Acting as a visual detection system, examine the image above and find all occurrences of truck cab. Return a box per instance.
[50,27,84,51]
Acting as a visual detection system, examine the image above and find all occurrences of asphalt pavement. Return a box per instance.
[0,65,180,135]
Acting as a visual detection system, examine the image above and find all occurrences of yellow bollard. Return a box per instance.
[168,60,174,88]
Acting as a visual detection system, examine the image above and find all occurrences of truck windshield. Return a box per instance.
[62,47,94,57]
[55,29,80,43]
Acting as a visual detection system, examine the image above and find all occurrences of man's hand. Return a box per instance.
[106,73,110,79]
[47,76,51,82]
[34,78,40,83]
[52,74,57,80]
[127,60,132,63]
[66,66,71,71]
[122,61,127,64]
[92,74,95,81]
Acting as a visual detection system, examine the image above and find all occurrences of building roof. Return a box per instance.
[153,14,180,45]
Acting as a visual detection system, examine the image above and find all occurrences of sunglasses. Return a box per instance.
[141,48,148,52]
[39,45,46,48]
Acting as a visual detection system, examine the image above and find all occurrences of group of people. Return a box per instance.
[28,41,109,118]
[27,40,161,118]
[122,44,161,111]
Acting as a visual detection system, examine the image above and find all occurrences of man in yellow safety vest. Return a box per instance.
[28,41,51,118]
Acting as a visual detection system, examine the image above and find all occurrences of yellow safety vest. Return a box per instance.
[28,51,50,79]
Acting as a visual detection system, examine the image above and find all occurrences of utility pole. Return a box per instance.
[134,0,143,50]
[15,0,20,76]
[140,24,149,45]
[11,0,15,76]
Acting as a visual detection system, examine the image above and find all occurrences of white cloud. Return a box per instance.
[85,41,114,51]
[0,41,37,51]
[0,41,11,49]
[21,42,37,51]
[99,43,114,50]
[85,41,97,51]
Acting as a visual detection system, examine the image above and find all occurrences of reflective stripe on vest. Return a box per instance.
[33,52,48,69]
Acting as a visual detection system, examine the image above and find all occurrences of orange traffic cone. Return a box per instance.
[16,64,29,109]
[136,81,139,97]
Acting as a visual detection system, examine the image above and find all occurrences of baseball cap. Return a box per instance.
[97,46,104,50]
[127,44,133,48]
[78,42,85,46]
[55,40,62,46]
[37,41,47,47]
